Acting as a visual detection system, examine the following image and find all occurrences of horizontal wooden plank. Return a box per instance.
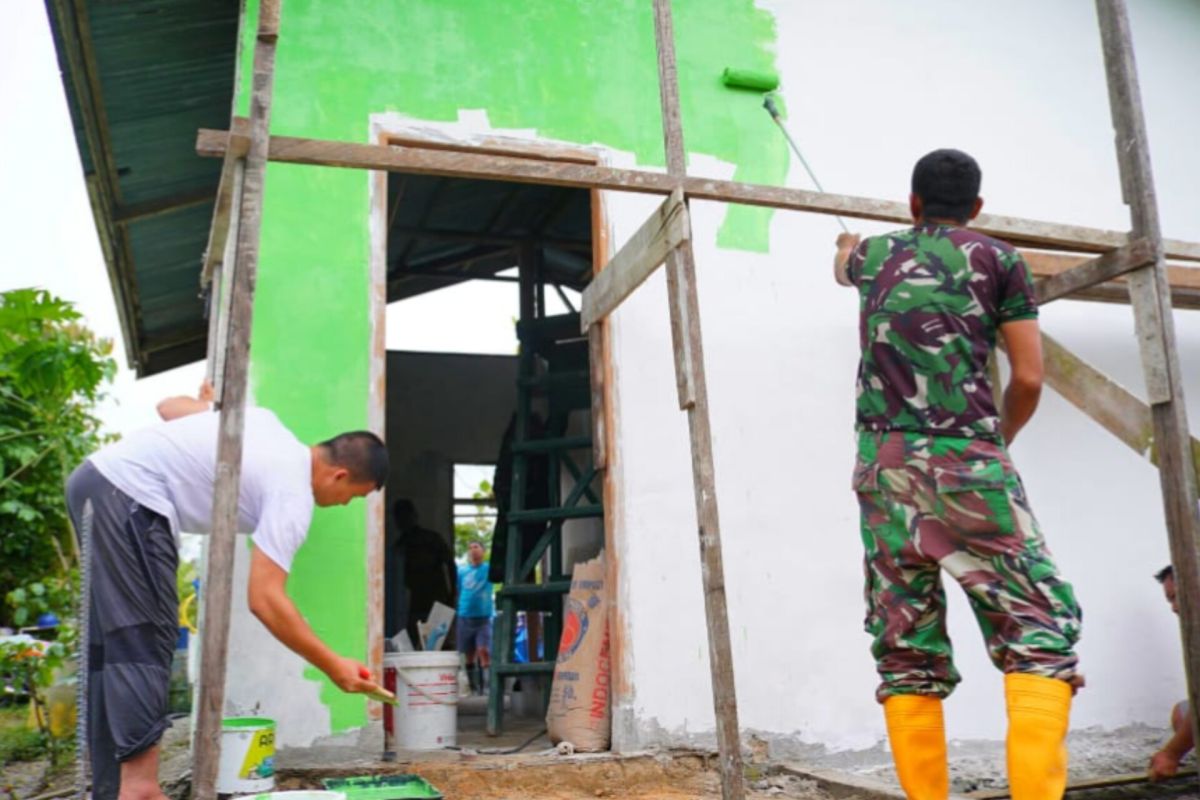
[581,188,689,331]
[1026,249,1200,289]
[1039,281,1200,310]
[966,767,1197,798]
[1035,237,1155,304]
[1024,248,1200,309]
[195,128,1200,263]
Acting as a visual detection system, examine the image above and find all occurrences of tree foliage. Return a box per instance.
[454,479,495,559]
[0,289,115,627]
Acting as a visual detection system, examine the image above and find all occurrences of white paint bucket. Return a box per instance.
[217,717,276,794]
[383,651,459,750]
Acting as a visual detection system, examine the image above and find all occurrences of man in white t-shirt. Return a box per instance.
[66,383,389,800]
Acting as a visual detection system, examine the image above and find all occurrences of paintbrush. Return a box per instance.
[358,666,399,705]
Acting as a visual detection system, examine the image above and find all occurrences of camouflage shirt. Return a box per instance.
[846,223,1038,440]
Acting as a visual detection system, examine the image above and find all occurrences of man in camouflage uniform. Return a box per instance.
[834,149,1082,800]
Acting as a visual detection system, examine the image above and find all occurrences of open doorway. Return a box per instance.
[375,140,608,748]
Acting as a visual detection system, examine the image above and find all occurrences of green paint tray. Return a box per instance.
[322,775,442,800]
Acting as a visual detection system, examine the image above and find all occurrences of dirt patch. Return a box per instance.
[277,753,880,800]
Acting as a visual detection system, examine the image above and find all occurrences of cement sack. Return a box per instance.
[546,552,610,751]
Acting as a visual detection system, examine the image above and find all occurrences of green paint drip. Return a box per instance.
[234,0,786,735]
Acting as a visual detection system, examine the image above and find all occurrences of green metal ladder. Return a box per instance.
[487,249,602,735]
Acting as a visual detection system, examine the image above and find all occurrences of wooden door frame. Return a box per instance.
[365,118,625,735]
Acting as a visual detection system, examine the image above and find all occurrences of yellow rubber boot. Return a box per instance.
[1004,673,1072,799]
[884,695,949,799]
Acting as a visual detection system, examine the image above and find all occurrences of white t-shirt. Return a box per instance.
[89,407,314,572]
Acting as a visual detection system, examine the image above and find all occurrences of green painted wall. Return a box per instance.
[238,0,785,734]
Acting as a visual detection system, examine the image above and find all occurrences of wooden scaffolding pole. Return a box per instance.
[191,1,281,798]
[651,2,745,799]
[1096,0,1200,788]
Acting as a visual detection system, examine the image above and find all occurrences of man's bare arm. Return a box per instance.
[833,232,861,287]
[247,546,381,694]
[156,380,214,421]
[998,319,1044,445]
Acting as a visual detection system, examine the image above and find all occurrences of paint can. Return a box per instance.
[216,717,276,794]
[383,652,458,750]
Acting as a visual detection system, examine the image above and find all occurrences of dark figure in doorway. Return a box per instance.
[1149,564,1196,782]
[489,413,550,585]
[393,498,456,648]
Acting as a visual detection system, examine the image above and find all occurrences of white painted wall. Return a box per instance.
[606,0,1200,753]
[220,0,1200,754]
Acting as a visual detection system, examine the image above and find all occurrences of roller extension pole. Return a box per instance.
[762,97,849,234]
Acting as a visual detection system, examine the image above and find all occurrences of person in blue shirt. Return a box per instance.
[457,540,494,695]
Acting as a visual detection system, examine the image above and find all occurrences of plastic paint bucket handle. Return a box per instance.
[395,668,458,706]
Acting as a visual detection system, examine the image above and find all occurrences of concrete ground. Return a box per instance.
[13,698,1193,799]
[779,724,1197,799]
[271,697,1199,800]
[273,695,897,799]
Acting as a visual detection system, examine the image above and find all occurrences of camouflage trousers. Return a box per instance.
[854,431,1082,702]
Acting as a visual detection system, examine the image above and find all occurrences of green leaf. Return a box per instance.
[30,582,45,597]
[0,289,113,626]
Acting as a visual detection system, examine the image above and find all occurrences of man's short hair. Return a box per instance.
[318,431,389,489]
[912,149,982,223]
[1156,564,1175,584]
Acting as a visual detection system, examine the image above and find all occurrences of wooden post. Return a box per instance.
[191,2,281,798]
[1096,1,1200,788]
[651,2,745,798]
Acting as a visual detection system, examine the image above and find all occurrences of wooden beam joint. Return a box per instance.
[1035,236,1156,304]
[580,188,689,332]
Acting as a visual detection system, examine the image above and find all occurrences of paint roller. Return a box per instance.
[720,67,780,93]
[721,66,851,233]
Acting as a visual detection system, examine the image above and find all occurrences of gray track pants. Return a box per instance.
[66,461,178,800]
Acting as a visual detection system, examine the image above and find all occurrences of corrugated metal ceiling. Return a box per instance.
[45,0,240,376]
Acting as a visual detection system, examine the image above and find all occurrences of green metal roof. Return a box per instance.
[45,0,240,377]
